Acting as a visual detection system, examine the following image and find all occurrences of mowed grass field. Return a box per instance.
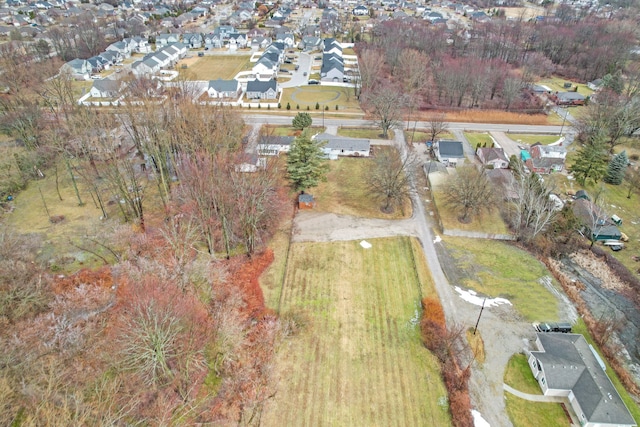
[507,134,562,146]
[262,237,451,426]
[177,55,251,80]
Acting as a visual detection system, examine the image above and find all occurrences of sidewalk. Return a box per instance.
[503,384,579,426]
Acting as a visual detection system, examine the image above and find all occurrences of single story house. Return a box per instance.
[207,79,241,99]
[476,147,509,169]
[257,135,294,155]
[434,140,465,166]
[528,333,635,427]
[313,133,370,159]
[246,79,278,100]
[553,91,586,106]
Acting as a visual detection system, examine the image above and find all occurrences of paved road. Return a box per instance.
[243,114,569,134]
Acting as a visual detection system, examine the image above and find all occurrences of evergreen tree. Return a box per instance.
[286,131,329,191]
[292,112,312,130]
[570,142,608,186]
[604,150,628,185]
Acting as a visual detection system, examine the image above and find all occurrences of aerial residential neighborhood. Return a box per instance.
[0,0,640,425]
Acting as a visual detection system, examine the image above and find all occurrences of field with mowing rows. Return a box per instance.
[262,237,451,426]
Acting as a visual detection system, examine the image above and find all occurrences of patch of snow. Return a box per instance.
[360,240,372,249]
[472,410,490,427]
[454,286,512,307]
[434,235,442,244]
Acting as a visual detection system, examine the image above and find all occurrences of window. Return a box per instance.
[540,377,545,385]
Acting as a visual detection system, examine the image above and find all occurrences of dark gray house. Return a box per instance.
[528,333,635,427]
[434,140,465,166]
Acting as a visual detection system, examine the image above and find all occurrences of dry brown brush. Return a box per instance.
[420,297,473,427]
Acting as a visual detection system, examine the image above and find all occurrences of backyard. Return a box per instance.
[261,237,451,426]
[311,147,411,219]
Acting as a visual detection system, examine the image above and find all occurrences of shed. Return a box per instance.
[298,193,315,209]
[593,225,622,241]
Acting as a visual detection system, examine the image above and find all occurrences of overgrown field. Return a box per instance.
[441,237,560,321]
[262,237,451,426]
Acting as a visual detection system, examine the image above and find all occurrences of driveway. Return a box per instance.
[279,52,311,88]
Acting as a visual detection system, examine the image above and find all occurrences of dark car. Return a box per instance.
[284,60,292,64]
[308,79,320,85]
[198,52,204,57]
[534,322,572,333]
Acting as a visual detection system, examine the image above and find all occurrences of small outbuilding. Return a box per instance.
[298,193,315,209]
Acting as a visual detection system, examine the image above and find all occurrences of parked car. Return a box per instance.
[198,52,204,57]
[308,79,319,85]
[303,72,307,76]
[534,322,572,333]
[280,68,289,73]
[295,65,299,71]
[284,60,292,64]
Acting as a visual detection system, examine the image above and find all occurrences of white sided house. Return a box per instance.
[246,79,278,100]
[257,135,294,156]
[313,133,370,159]
[207,79,241,99]
[528,333,635,427]
[476,147,509,169]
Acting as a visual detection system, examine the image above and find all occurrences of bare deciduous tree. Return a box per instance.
[368,147,415,214]
[364,83,405,139]
[443,166,495,223]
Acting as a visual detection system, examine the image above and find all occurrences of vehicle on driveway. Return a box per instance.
[533,322,572,333]
[303,72,307,76]
[308,79,319,85]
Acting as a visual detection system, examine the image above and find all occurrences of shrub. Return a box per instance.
[315,102,320,110]
[296,104,300,109]
[278,103,281,109]
[286,102,291,110]
[324,105,329,111]
[335,105,338,110]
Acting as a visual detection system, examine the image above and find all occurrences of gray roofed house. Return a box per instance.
[257,135,294,155]
[246,79,278,100]
[302,36,322,51]
[476,147,509,169]
[313,133,370,159]
[182,33,202,48]
[529,333,635,427]
[60,58,91,80]
[207,79,240,98]
[89,78,121,98]
[555,91,586,106]
[434,140,465,166]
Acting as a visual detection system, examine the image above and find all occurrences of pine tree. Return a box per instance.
[570,142,608,186]
[286,131,329,191]
[604,151,628,185]
[292,112,312,130]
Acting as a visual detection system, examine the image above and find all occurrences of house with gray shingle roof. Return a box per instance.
[434,140,465,166]
[313,133,370,159]
[89,78,121,98]
[529,333,635,427]
[207,79,241,98]
[246,79,278,99]
[60,58,91,80]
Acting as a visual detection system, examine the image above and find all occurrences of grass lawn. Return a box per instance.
[464,132,494,148]
[537,76,594,97]
[431,187,509,235]
[404,129,454,144]
[507,134,562,145]
[504,354,569,427]
[262,237,451,426]
[441,237,560,321]
[312,146,411,219]
[281,86,362,113]
[177,55,251,80]
[571,319,640,424]
[71,80,94,98]
[262,125,325,136]
[337,127,393,140]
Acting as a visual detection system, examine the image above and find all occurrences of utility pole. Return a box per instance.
[473,298,487,335]
[559,108,568,136]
